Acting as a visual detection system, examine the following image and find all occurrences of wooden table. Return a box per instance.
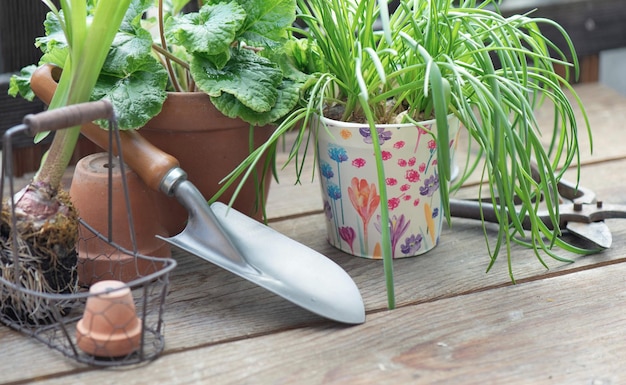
[2,83,626,384]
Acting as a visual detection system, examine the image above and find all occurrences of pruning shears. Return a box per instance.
[448,170,626,250]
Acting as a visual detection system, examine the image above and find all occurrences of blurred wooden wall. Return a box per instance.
[0,0,98,177]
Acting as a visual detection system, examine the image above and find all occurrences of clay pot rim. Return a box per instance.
[88,280,132,298]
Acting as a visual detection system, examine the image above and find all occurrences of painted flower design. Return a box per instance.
[424,203,437,245]
[338,226,356,254]
[414,125,430,152]
[388,197,400,210]
[391,215,411,253]
[359,126,392,145]
[327,183,342,200]
[352,158,366,168]
[401,234,423,255]
[375,214,411,258]
[419,175,439,197]
[406,169,420,183]
[348,177,380,253]
[328,144,348,223]
[374,214,411,258]
[328,145,348,163]
[320,161,334,179]
[348,178,380,222]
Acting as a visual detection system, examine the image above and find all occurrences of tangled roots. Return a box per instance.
[0,187,79,325]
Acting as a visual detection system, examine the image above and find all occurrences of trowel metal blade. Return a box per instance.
[566,221,612,249]
[158,180,365,324]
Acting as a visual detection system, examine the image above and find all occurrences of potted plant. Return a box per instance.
[11,0,308,233]
[226,0,593,308]
[8,0,310,289]
[1,0,133,322]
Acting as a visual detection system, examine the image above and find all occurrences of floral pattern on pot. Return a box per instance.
[316,115,460,259]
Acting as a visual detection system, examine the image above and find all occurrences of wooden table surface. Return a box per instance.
[2,82,626,384]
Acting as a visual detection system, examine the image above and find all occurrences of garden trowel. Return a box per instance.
[23,96,365,325]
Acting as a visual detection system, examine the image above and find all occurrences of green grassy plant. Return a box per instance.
[225,0,593,309]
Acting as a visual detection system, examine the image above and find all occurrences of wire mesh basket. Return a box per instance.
[0,101,177,366]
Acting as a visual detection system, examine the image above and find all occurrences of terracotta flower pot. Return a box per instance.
[316,115,461,259]
[140,92,274,235]
[30,64,275,238]
[75,280,142,358]
[70,153,171,285]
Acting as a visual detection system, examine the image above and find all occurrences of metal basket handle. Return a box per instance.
[22,100,114,135]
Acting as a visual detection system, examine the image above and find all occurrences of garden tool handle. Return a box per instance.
[30,64,180,193]
[23,100,114,134]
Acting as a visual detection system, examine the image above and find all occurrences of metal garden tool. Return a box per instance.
[23,100,366,325]
[448,170,626,249]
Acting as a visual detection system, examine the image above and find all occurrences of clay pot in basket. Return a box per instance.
[75,280,142,358]
[70,153,171,286]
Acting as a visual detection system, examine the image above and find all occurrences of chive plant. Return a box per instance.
[224,0,593,309]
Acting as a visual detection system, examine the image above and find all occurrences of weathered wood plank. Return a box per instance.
[32,257,626,385]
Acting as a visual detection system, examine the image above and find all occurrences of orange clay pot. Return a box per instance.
[75,280,142,358]
[70,153,171,285]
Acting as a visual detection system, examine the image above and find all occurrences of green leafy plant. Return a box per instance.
[226,0,594,309]
[10,0,306,130]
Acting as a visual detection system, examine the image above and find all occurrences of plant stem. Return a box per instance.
[158,0,183,92]
[359,94,395,310]
[32,0,132,190]
[34,128,81,187]
[152,43,191,69]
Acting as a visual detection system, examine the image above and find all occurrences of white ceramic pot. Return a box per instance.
[316,114,460,259]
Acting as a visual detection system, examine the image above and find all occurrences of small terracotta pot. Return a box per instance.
[75,280,142,357]
[70,153,171,285]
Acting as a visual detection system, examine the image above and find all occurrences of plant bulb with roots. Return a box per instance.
[0,181,79,324]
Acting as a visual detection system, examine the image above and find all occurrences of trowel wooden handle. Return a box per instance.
[30,64,180,192]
